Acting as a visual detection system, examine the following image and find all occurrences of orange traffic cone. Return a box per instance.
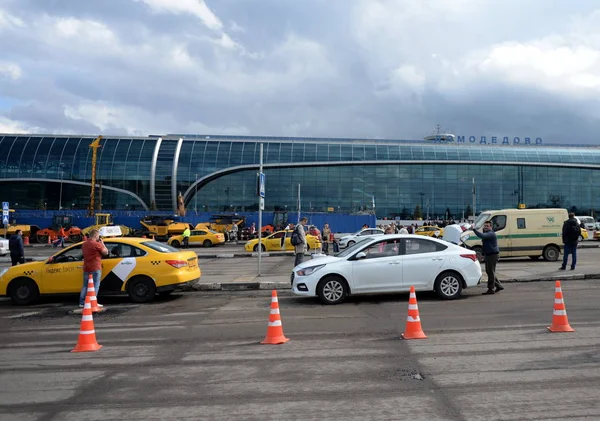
[47,235,52,245]
[71,295,102,352]
[24,236,29,245]
[261,290,289,345]
[548,281,574,332]
[401,286,427,340]
[85,274,104,313]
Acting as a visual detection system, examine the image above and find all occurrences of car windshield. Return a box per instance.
[579,217,594,224]
[473,213,491,230]
[336,237,374,258]
[142,241,179,253]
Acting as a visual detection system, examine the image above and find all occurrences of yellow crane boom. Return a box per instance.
[88,136,103,217]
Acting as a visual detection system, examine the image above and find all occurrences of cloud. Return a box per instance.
[2,0,600,142]
[0,62,22,80]
[135,0,222,30]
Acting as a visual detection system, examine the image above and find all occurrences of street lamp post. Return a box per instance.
[58,169,64,210]
[194,174,198,213]
[418,192,425,218]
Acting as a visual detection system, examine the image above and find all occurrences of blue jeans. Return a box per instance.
[79,270,101,305]
[562,243,577,269]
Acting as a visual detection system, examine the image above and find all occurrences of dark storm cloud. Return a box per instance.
[1,0,600,143]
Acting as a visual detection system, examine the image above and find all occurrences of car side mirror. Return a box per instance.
[355,252,367,260]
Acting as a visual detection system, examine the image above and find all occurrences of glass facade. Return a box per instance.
[1,133,599,216]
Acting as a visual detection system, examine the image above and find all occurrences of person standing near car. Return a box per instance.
[231,223,238,243]
[473,221,504,295]
[560,212,580,271]
[322,223,332,255]
[293,217,308,267]
[182,226,191,249]
[9,229,24,266]
[79,229,108,308]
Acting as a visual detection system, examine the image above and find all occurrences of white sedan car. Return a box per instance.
[0,236,9,256]
[338,228,385,248]
[291,234,482,304]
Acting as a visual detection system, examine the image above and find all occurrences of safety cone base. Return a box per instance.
[71,343,103,353]
[401,331,428,340]
[261,335,289,345]
[547,325,574,333]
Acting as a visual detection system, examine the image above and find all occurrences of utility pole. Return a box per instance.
[58,167,64,211]
[472,178,476,217]
[297,184,301,223]
[257,144,264,276]
[194,173,198,213]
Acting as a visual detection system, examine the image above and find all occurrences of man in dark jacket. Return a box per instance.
[473,221,504,295]
[9,229,25,266]
[560,213,580,270]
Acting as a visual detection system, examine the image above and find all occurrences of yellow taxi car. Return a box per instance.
[244,229,322,252]
[0,238,200,305]
[415,225,445,237]
[168,228,225,248]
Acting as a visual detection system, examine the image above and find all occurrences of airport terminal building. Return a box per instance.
[0,133,599,218]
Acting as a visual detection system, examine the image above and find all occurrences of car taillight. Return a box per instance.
[460,254,478,262]
[166,260,187,268]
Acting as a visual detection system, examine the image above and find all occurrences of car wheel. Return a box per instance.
[435,271,463,300]
[171,240,180,247]
[347,240,355,247]
[472,246,484,263]
[253,244,266,252]
[8,278,40,305]
[317,276,348,305]
[203,240,212,248]
[529,255,540,260]
[127,276,156,303]
[578,235,584,242]
[543,245,560,262]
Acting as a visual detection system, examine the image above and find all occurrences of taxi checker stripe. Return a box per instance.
[268,320,282,327]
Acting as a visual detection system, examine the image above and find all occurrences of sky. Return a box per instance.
[1,0,600,143]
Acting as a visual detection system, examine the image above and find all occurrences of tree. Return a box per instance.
[414,204,422,220]
[548,194,564,208]
[465,205,472,218]
[400,207,409,219]
[445,207,452,220]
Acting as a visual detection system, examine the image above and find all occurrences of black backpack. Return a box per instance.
[291,227,301,246]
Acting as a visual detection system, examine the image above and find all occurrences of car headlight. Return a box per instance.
[0,268,8,278]
[296,264,325,276]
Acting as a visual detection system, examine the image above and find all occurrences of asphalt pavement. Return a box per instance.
[1,280,600,420]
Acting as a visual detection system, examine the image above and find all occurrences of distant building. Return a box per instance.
[0,133,597,217]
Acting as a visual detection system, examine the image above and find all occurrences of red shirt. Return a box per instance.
[82,239,105,272]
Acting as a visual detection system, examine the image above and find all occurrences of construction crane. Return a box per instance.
[88,136,103,217]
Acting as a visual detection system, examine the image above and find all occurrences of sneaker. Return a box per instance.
[495,285,504,292]
[79,304,84,308]
[570,267,575,271]
[97,304,104,308]
[559,267,566,271]
[482,290,495,295]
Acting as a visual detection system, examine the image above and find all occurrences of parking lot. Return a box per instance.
[2,279,600,420]
[2,242,600,420]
